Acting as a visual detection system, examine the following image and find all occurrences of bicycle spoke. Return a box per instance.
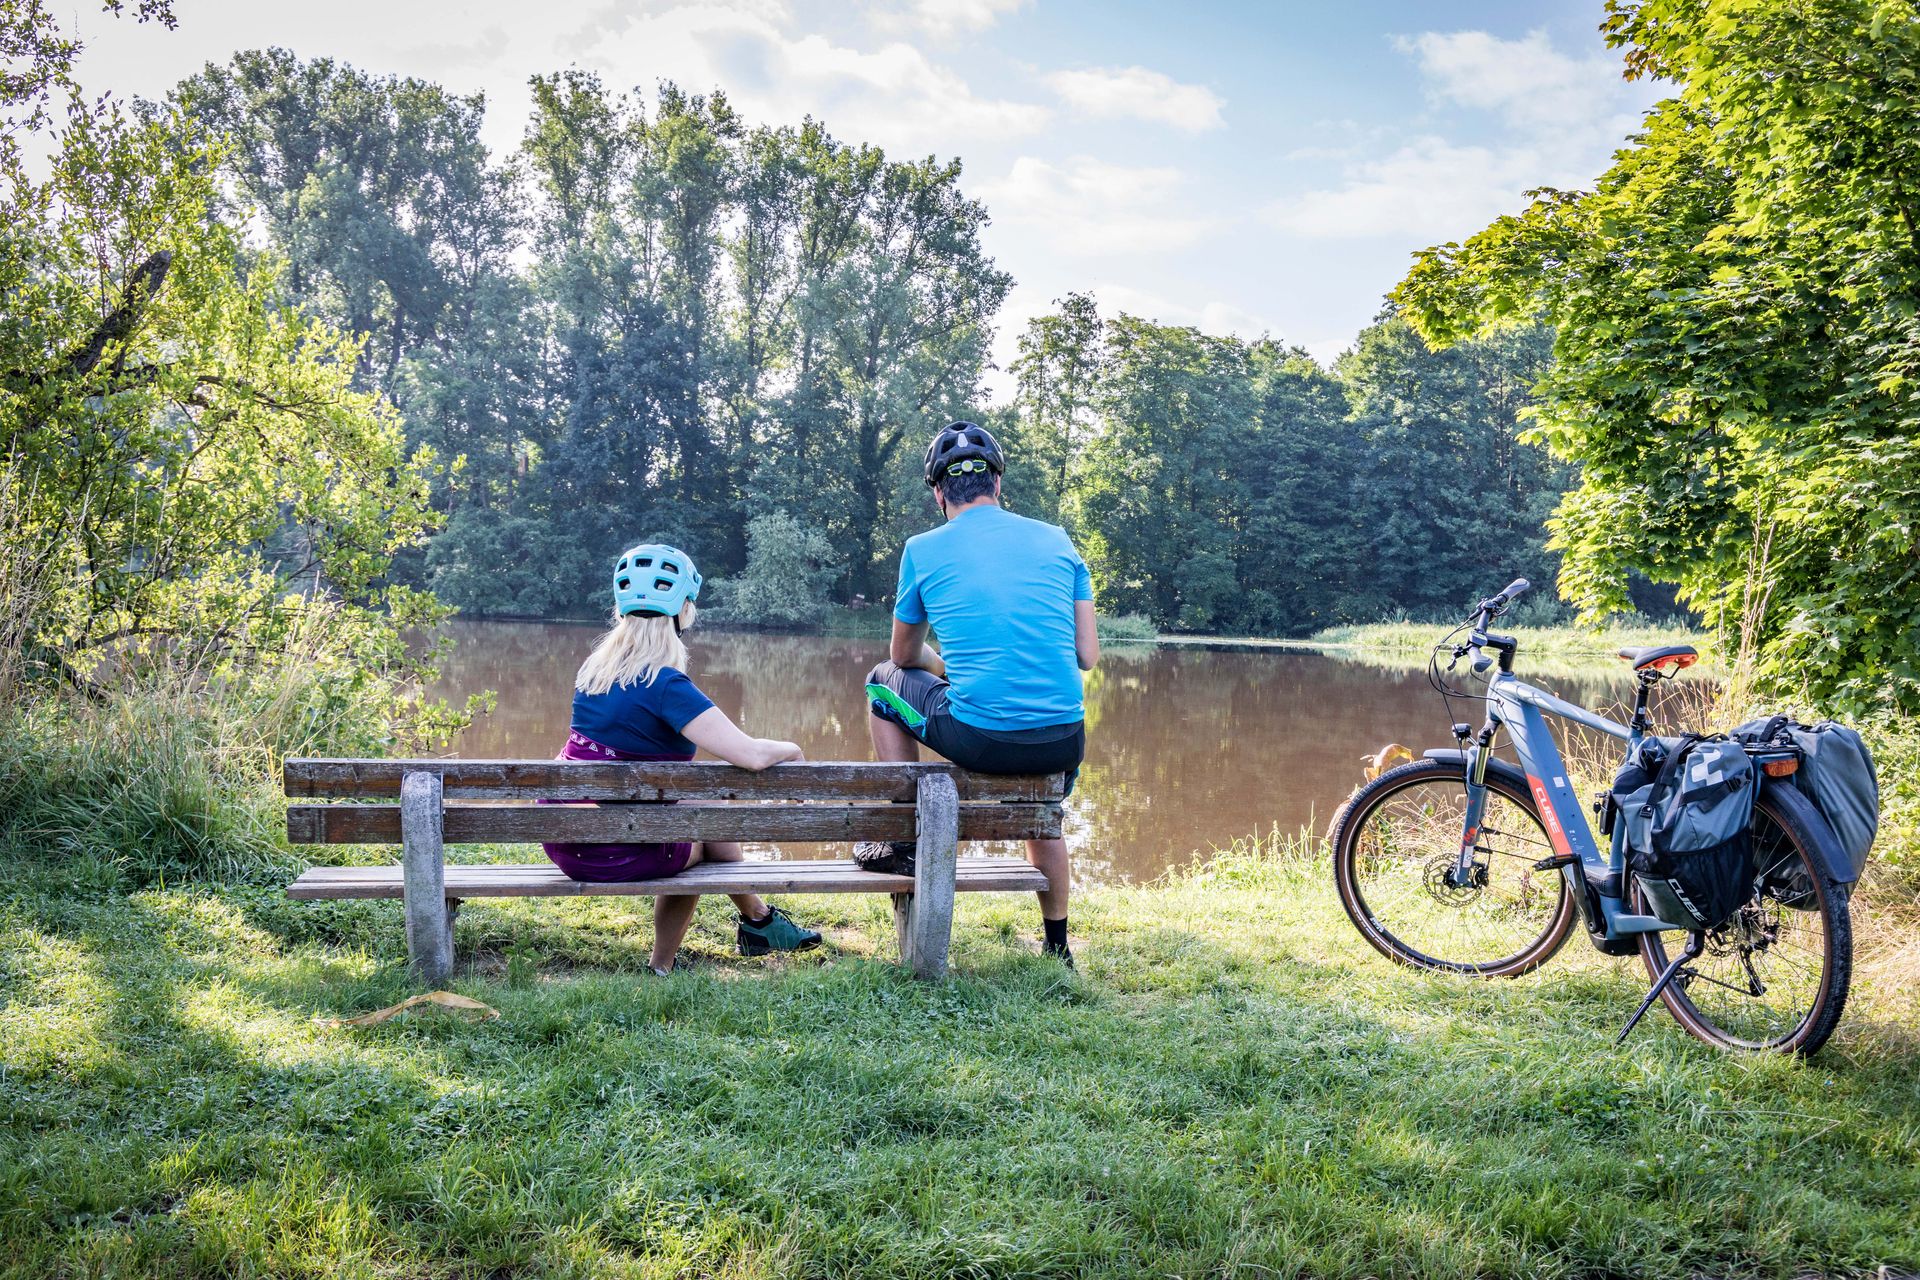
[1643,793,1845,1052]
[1343,773,1568,973]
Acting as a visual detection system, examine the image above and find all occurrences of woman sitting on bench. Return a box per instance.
[544,542,822,974]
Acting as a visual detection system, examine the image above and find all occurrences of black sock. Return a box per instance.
[1043,916,1069,952]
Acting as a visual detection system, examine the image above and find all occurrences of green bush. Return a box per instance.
[1096,613,1159,641]
[711,512,845,629]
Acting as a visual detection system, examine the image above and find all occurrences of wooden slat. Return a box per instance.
[286,801,1061,845]
[287,856,1050,900]
[284,759,1065,803]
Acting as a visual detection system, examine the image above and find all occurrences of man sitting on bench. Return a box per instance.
[857,422,1099,965]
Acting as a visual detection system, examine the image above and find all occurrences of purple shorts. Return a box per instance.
[540,731,695,882]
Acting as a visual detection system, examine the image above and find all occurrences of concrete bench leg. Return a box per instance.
[400,769,455,984]
[892,772,958,980]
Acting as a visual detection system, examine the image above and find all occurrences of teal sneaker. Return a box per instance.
[737,905,822,956]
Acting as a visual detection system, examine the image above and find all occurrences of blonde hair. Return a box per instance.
[575,604,696,695]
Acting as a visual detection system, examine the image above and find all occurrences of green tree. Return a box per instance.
[1011,292,1104,528]
[1234,342,1365,632]
[1078,317,1254,631]
[2,1,442,702]
[1397,0,1920,710]
[811,153,1010,594]
[173,50,520,393]
[1337,318,1564,621]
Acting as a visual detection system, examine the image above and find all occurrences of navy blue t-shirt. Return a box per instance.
[570,667,715,757]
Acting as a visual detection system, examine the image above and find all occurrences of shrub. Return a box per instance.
[1096,613,1159,641]
[712,512,845,629]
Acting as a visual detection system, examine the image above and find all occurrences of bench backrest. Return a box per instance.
[283,759,1066,846]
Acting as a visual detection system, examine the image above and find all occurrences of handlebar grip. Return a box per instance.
[1499,577,1531,604]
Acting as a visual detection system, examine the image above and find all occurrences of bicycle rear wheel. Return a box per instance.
[1635,783,1852,1055]
[1332,758,1576,976]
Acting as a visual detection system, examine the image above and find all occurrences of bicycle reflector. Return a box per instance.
[1762,758,1800,777]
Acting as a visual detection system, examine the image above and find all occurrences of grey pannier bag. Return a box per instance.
[1732,715,1878,879]
[1609,734,1757,931]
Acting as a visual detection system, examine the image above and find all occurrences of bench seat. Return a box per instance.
[288,855,1049,900]
[283,758,1067,983]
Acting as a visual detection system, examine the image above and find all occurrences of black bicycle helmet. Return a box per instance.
[923,421,1006,488]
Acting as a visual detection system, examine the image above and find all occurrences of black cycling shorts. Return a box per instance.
[865,661,1083,793]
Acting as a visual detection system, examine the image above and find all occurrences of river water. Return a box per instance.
[428,621,1648,883]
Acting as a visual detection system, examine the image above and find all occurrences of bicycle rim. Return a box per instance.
[1335,761,1575,976]
[1636,790,1851,1054]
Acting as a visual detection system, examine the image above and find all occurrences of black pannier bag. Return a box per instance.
[1731,715,1878,880]
[1610,734,1757,931]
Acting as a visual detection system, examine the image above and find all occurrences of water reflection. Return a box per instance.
[428,621,1666,883]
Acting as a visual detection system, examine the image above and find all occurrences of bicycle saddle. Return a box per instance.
[1617,643,1698,673]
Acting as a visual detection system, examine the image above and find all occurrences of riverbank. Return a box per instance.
[1309,618,1714,665]
[4,831,1918,1278]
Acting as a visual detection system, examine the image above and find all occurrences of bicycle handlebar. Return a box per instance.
[1455,578,1531,675]
[1474,578,1531,617]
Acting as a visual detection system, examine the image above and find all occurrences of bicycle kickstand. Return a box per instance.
[1616,932,1706,1045]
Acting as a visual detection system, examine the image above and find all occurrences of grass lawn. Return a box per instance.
[4,835,1918,1279]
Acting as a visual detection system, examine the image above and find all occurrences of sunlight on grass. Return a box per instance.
[3,842,1918,1276]
[0,929,120,1079]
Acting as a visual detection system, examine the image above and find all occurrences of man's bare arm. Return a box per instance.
[1074,599,1100,671]
[890,617,946,678]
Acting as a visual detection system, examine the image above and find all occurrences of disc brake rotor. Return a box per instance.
[1423,851,1488,906]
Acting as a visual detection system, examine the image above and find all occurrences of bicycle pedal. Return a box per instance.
[1532,853,1579,871]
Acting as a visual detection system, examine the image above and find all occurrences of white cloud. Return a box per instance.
[1268,30,1661,243]
[977,156,1219,255]
[573,4,1048,154]
[872,0,1030,36]
[1044,65,1225,132]
[1397,29,1625,130]
[1085,284,1277,338]
[1266,137,1543,241]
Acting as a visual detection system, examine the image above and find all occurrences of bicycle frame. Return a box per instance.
[1453,670,1692,942]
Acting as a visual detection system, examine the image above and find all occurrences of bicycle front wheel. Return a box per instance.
[1332,758,1576,977]
[1635,783,1853,1055]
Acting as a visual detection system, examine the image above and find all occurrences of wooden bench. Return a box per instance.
[283,759,1065,983]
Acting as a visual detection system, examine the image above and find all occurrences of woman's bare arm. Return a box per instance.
[1075,599,1100,671]
[681,707,805,771]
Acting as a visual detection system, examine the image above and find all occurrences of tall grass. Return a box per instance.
[0,600,467,886]
[0,690,291,885]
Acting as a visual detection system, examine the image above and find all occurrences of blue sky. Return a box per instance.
[69,0,1665,394]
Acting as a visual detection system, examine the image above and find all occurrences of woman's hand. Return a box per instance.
[683,709,804,771]
[759,739,805,767]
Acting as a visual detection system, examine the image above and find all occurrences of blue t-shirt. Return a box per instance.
[894,504,1094,731]
[571,667,715,757]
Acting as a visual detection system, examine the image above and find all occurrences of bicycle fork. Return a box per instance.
[1450,735,1495,888]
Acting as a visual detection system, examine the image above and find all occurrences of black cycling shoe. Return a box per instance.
[853,840,917,876]
[1043,941,1075,969]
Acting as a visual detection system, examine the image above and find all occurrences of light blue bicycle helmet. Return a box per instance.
[613,543,701,621]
